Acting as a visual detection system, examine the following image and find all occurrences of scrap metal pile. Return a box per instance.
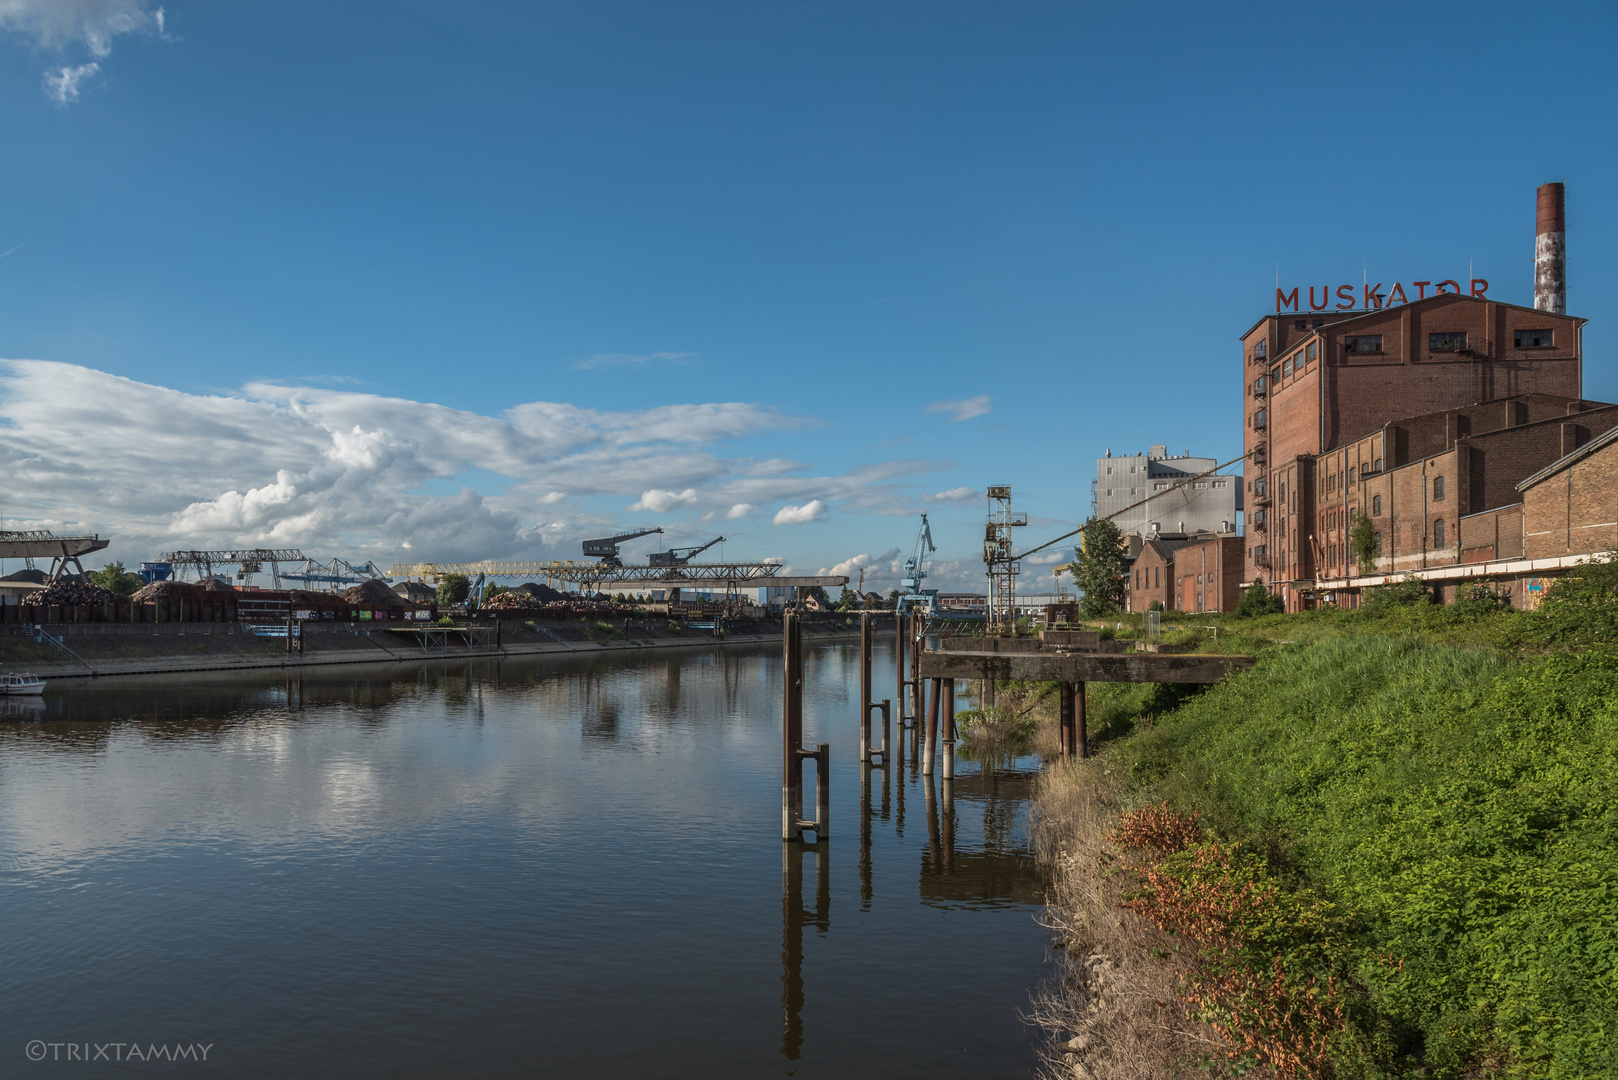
[21,580,116,606]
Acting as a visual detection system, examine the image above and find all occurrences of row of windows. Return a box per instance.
[1254,328,1554,367]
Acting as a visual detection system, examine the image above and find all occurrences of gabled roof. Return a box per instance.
[1516,423,1618,492]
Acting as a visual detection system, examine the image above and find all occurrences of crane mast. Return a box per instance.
[895,514,937,615]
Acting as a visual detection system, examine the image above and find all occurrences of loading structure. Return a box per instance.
[0,530,111,583]
[894,515,937,615]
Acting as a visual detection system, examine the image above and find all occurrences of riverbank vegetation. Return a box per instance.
[1031,561,1618,1079]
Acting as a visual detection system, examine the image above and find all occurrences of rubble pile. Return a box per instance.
[130,580,215,603]
[21,580,117,607]
[341,579,416,608]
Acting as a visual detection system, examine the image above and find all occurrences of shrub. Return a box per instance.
[436,616,455,627]
[1361,574,1430,613]
[1235,581,1285,617]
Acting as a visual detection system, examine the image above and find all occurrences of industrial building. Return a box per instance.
[1092,445,1239,538]
[1126,534,1244,614]
[1242,182,1590,609]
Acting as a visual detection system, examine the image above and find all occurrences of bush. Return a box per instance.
[1234,582,1285,617]
[436,616,455,627]
[1505,551,1618,648]
[435,574,470,606]
[1361,574,1431,613]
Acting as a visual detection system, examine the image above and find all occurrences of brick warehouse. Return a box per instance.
[1240,183,1588,609]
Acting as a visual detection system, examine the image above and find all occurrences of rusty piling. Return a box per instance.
[922,676,941,775]
[941,678,956,780]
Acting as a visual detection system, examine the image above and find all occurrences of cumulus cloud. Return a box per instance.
[772,500,827,526]
[0,359,823,563]
[818,547,902,581]
[1,0,168,103]
[924,395,991,422]
[725,503,754,519]
[924,485,977,503]
[628,488,698,513]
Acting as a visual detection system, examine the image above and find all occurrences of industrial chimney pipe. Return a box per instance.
[1535,182,1566,314]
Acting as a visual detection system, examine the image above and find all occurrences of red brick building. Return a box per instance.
[1125,534,1244,613]
[1310,395,1618,580]
[1240,292,1587,608]
[1311,426,1618,609]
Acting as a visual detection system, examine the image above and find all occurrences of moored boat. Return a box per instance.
[0,673,46,696]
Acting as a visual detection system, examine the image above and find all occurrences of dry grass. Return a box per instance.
[1028,758,1222,1080]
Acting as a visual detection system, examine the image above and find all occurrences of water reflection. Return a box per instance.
[780,840,830,1060]
[1,643,1046,1078]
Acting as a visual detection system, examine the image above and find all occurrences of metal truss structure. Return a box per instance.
[388,560,791,590]
[162,548,308,588]
[0,530,112,583]
[982,486,1027,636]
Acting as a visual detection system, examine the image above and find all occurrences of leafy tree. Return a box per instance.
[835,587,856,611]
[885,588,900,610]
[89,561,144,597]
[1070,516,1128,617]
[1350,513,1376,574]
[1234,579,1284,617]
[484,584,508,600]
[435,573,470,606]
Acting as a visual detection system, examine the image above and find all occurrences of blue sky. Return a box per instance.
[2,0,1616,590]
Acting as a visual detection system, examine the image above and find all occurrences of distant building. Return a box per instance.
[1092,445,1239,538]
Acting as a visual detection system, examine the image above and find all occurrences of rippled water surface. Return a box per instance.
[0,641,1048,1077]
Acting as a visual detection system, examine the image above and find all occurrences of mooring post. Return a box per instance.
[894,613,906,725]
[859,614,873,762]
[983,676,995,709]
[875,699,890,763]
[782,611,805,841]
[910,620,924,729]
[942,678,956,780]
[1076,681,1088,759]
[814,742,829,839]
[1058,681,1075,758]
[922,677,941,775]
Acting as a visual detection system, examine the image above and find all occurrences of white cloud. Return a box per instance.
[537,491,566,505]
[924,485,977,504]
[725,503,754,519]
[818,548,902,581]
[1,0,168,104]
[44,61,98,102]
[923,395,991,422]
[572,351,696,371]
[773,500,827,526]
[628,488,698,513]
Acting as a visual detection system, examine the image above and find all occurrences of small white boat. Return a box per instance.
[0,673,45,696]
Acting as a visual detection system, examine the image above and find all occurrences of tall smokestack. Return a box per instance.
[1535,182,1566,313]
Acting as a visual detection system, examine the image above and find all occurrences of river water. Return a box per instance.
[0,640,1049,1077]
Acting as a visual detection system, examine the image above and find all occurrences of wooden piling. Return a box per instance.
[859,614,872,762]
[894,613,906,724]
[922,677,941,775]
[942,678,956,780]
[1058,681,1074,758]
[782,611,805,840]
[1076,680,1088,759]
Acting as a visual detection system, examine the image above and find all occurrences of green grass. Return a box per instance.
[1099,626,1618,1078]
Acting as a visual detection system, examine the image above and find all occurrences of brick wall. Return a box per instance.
[1129,544,1174,612]
[1523,437,1618,558]
[1460,503,1524,563]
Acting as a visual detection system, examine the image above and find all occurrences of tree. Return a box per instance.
[1070,516,1128,617]
[484,584,508,600]
[1350,512,1376,574]
[89,561,144,597]
[435,573,470,606]
[835,587,857,611]
[1234,579,1284,617]
[885,588,900,610]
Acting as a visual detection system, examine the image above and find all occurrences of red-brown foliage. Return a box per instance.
[1109,801,1204,853]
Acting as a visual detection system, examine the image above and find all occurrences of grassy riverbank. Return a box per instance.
[1029,567,1618,1079]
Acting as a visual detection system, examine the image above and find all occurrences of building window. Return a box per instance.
[1433,475,1445,500]
[1345,335,1382,354]
[1372,494,1382,516]
[1253,375,1267,395]
[1294,319,1307,330]
[1429,331,1467,353]
[1283,357,1294,376]
[1515,328,1553,349]
[1313,319,1325,328]
[1373,532,1383,557]
[1155,567,1160,588]
[1434,519,1446,547]
[1306,342,1317,361]
[1254,408,1267,430]
[1375,457,1383,472]
[1348,467,1356,486]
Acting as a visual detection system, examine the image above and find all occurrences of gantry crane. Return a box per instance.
[581,527,663,567]
[895,514,937,615]
[648,535,725,567]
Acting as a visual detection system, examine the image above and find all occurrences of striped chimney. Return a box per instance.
[1535,182,1566,314]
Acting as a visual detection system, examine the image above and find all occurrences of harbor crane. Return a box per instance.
[648,535,725,568]
[581,527,663,567]
[895,514,938,615]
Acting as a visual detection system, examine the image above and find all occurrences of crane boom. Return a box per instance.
[581,527,664,566]
[648,535,725,567]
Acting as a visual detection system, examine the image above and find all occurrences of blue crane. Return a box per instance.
[895,514,937,615]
